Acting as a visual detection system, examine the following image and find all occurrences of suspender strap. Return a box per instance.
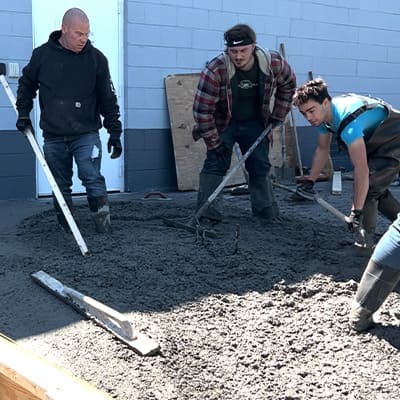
[333,96,382,152]
[337,100,380,136]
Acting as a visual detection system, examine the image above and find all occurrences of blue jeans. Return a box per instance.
[201,119,270,177]
[200,119,276,216]
[371,213,400,270]
[43,132,107,201]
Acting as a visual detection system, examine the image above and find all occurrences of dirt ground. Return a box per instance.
[1,179,400,400]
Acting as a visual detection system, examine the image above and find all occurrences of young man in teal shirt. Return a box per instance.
[293,78,400,250]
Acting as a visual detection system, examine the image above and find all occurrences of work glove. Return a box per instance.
[346,209,363,233]
[16,116,34,135]
[107,135,122,159]
[296,179,316,200]
[212,142,231,166]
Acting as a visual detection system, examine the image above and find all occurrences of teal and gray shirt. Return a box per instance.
[317,94,388,146]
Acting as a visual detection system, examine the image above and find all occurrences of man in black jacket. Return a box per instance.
[16,7,122,233]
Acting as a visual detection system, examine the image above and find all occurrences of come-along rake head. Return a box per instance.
[272,180,368,247]
[162,216,218,239]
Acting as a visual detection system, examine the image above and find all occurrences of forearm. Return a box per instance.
[193,97,220,148]
[269,52,296,120]
[352,166,369,210]
[101,101,122,134]
[16,72,37,115]
[193,99,217,135]
[193,66,221,133]
[347,137,370,211]
[309,147,329,182]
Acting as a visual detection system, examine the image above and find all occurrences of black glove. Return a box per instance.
[346,209,363,232]
[107,135,122,159]
[16,116,34,134]
[296,179,316,200]
[213,142,231,166]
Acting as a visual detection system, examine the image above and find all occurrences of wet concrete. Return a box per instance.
[1,182,400,399]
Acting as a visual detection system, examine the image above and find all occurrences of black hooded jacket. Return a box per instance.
[16,30,122,138]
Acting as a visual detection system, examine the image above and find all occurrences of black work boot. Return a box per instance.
[87,196,111,233]
[349,259,400,332]
[196,173,224,224]
[250,175,280,221]
[255,203,280,221]
[54,197,73,233]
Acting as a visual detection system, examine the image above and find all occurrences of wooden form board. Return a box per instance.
[0,333,112,400]
[164,73,245,191]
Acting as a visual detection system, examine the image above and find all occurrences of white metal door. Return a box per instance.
[31,0,124,196]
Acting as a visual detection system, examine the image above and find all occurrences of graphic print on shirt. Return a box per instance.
[232,63,260,121]
[238,79,258,90]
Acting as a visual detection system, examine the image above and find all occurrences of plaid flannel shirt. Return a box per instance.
[192,47,296,150]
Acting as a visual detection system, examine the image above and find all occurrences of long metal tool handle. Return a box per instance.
[314,196,348,223]
[195,124,272,220]
[0,74,89,256]
[279,43,303,176]
[233,142,249,184]
[272,181,348,223]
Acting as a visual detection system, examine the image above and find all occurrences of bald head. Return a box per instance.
[59,8,90,53]
[62,8,89,26]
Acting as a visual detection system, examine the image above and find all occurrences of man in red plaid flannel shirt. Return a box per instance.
[192,24,296,224]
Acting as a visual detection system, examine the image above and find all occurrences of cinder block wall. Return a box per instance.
[0,3,35,199]
[1,1,400,198]
[125,0,400,189]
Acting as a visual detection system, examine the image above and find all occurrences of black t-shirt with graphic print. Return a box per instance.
[231,60,260,121]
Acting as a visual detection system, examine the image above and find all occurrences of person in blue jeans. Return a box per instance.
[292,78,400,249]
[15,8,122,233]
[349,213,400,331]
[192,24,296,224]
